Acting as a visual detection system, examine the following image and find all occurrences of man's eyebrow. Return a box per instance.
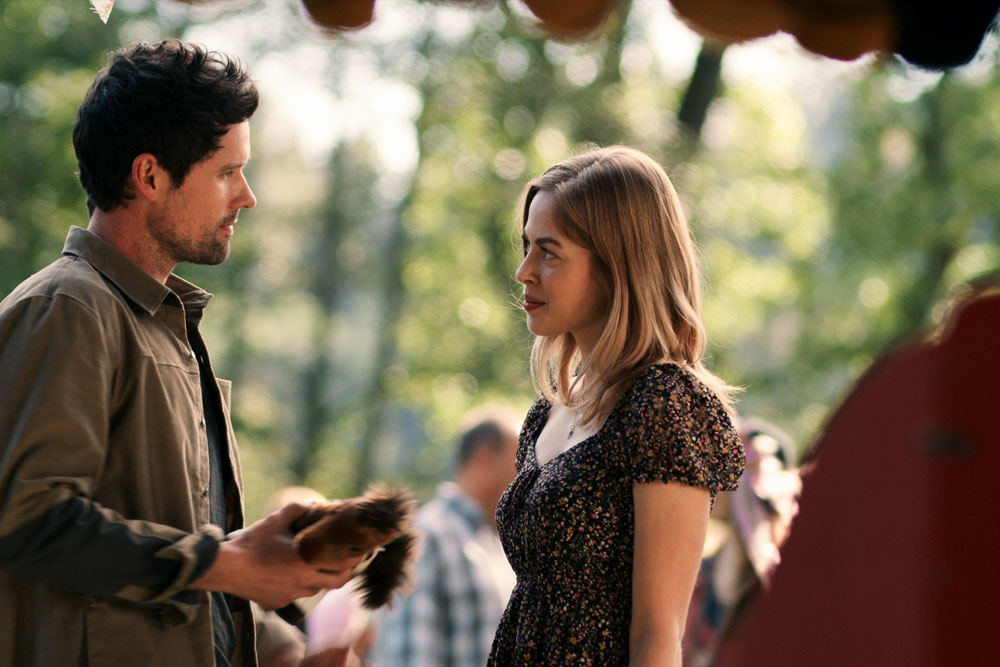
[220,161,247,171]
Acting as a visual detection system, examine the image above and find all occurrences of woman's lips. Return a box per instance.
[523,298,544,312]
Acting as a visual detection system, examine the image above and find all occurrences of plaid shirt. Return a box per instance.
[372,483,515,667]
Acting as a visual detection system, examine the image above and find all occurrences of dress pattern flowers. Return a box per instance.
[488,363,745,665]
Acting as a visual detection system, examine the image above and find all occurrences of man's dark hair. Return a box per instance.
[457,420,509,468]
[73,39,259,213]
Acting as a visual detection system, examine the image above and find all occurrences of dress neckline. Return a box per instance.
[529,409,606,469]
[528,362,680,469]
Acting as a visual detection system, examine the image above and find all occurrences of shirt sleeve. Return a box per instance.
[627,366,746,498]
[372,531,449,666]
[0,292,221,625]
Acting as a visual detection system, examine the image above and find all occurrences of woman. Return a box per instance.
[488,146,745,666]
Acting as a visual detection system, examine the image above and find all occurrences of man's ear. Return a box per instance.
[130,153,170,202]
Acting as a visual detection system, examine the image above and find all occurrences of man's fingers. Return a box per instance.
[274,501,311,523]
[315,555,366,571]
[318,570,355,591]
[301,646,351,667]
[257,585,322,610]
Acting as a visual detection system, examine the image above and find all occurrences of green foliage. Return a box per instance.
[0,1,101,290]
[0,0,190,292]
[680,60,1000,445]
[3,1,998,516]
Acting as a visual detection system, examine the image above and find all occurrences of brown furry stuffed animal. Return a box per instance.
[289,486,418,610]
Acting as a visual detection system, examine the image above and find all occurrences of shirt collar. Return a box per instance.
[62,226,212,316]
[437,482,487,531]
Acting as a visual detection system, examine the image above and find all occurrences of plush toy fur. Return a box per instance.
[289,486,418,610]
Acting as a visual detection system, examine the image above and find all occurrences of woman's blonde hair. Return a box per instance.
[523,145,737,424]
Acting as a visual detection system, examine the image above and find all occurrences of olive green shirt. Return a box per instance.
[0,227,255,666]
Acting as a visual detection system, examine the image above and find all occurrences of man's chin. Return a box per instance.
[184,242,230,266]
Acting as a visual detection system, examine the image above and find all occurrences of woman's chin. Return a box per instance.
[526,320,563,339]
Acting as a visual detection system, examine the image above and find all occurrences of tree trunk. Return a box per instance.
[351,194,411,494]
[678,42,726,140]
[292,146,352,482]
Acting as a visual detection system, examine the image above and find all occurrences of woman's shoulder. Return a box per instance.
[627,362,717,407]
[526,393,551,418]
[519,393,552,435]
[623,363,745,494]
[620,362,735,436]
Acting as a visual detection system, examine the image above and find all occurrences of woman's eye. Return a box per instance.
[541,248,555,260]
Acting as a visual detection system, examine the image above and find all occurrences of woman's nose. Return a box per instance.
[514,255,534,284]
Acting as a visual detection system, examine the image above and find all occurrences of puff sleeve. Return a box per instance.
[627,365,745,499]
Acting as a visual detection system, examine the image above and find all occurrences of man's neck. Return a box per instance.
[455,474,498,530]
[88,210,175,284]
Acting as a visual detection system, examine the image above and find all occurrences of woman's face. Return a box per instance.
[515,189,609,357]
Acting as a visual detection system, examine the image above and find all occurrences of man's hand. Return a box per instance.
[188,503,364,609]
[301,646,352,667]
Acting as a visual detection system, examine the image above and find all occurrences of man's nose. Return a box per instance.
[239,174,256,209]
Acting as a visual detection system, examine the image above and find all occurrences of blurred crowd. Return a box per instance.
[257,405,521,667]
[256,411,804,667]
[682,417,804,666]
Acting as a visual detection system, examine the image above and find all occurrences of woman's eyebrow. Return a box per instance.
[523,234,563,248]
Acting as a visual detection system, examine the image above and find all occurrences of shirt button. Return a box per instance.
[198,418,206,428]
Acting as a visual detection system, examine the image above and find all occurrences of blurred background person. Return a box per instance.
[254,487,326,667]
[256,486,381,667]
[683,416,803,667]
[302,578,378,667]
[371,404,521,667]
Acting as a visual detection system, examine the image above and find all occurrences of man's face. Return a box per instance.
[148,121,256,266]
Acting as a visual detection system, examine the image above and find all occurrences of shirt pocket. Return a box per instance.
[84,596,206,667]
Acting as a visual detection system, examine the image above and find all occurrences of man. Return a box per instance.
[0,40,360,666]
[372,405,521,667]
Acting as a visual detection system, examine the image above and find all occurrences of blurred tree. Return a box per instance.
[294,139,381,483]
[677,42,726,139]
[685,55,1000,446]
[0,0,169,294]
[4,0,998,513]
[795,63,1000,420]
[353,0,645,494]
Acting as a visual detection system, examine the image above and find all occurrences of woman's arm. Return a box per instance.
[630,481,711,667]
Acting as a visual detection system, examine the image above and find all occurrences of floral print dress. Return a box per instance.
[488,363,745,665]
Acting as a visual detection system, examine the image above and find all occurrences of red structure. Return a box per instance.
[163,1,998,69]
[717,283,1000,666]
[281,0,1000,69]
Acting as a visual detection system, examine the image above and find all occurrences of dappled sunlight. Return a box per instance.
[858,276,890,309]
[2,0,998,502]
[4,7,999,661]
